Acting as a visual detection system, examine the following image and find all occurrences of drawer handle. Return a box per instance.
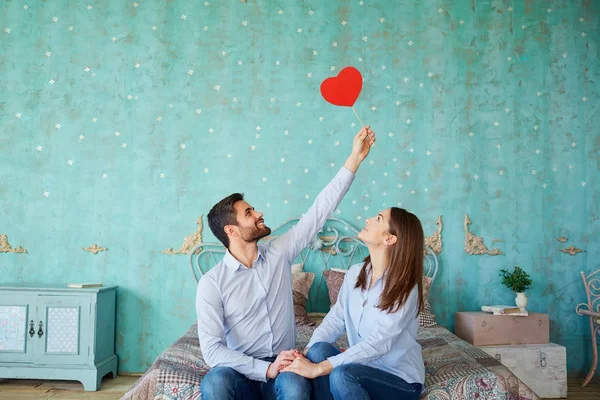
[540,351,546,368]
[37,321,44,338]
[29,320,35,338]
[481,321,487,327]
[538,320,543,326]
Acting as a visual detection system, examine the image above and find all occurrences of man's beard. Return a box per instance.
[239,223,271,243]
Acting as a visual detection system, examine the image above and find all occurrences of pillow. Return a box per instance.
[293,271,315,326]
[419,276,437,327]
[291,263,304,274]
[323,269,347,306]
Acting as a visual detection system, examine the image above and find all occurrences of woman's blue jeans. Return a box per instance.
[306,342,423,400]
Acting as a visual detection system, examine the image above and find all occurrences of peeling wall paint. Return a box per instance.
[0,1,598,374]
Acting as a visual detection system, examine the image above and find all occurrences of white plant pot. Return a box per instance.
[515,292,528,311]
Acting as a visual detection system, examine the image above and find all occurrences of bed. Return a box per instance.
[122,218,539,400]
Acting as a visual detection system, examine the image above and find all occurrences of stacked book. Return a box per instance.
[481,305,528,316]
[67,283,103,288]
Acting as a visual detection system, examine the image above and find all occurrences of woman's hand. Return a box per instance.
[281,355,320,378]
[282,355,333,379]
[267,350,299,379]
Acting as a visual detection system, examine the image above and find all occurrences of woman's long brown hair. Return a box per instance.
[355,207,424,315]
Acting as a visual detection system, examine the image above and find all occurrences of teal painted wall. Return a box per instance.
[1,0,598,374]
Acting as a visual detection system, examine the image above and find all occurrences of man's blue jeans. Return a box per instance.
[200,356,311,400]
[306,342,423,400]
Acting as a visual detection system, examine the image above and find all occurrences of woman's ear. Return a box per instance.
[385,234,398,246]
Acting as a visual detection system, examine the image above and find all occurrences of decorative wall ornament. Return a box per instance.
[83,244,108,254]
[464,215,504,255]
[424,215,443,255]
[163,215,204,255]
[0,234,27,254]
[560,245,584,256]
[557,237,568,243]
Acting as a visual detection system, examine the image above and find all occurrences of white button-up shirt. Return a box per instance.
[196,167,355,382]
[307,263,425,385]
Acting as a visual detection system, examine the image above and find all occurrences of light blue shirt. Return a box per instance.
[307,263,425,385]
[195,167,355,382]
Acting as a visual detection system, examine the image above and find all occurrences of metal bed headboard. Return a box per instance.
[189,217,439,312]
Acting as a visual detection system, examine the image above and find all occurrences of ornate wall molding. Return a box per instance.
[424,215,443,255]
[464,214,503,255]
[557,237,568,243]
[163,215,204,255]
[83,244,108,254]
[560,245,584,256]
[0,234,27,254]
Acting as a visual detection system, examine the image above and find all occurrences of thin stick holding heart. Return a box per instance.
[351,107,366,129]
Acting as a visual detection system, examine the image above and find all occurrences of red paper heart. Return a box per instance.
[320,66,363,107]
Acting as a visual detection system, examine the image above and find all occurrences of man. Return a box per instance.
[196,126,376,400]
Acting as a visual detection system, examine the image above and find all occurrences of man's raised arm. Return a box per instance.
[271,126,375,262]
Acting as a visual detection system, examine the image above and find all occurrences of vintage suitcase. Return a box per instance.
[454,312,549,346]
[478,343,567,398]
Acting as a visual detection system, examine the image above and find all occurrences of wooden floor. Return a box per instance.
[0,375,139,399]
[560,379,600,399]
[0,375,598,399]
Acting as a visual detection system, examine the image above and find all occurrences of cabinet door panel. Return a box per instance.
[36,295,91,365]
[0,295,35,363]
[46,306,80,354]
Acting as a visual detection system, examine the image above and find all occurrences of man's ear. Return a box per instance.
[385,234,398,246]
[224,225,237,238]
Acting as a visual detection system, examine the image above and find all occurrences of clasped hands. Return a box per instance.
[267,348,324,379]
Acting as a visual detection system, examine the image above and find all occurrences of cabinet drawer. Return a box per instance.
[455,312,549,346]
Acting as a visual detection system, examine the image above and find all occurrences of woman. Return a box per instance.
[282,207,425,400]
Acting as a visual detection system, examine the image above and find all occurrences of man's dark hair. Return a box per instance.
[207,193,244,248]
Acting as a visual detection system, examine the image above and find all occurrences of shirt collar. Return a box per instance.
[365,262,388,284]
[223,246,266,273]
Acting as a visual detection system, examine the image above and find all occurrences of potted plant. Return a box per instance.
[499,266,532,310]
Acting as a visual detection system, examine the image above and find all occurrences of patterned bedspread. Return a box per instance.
[121,323,539,400]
